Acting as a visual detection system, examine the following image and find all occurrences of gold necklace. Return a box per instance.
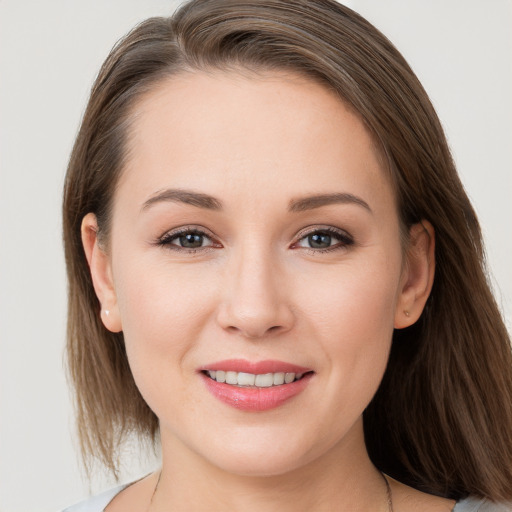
[148,470,394,511]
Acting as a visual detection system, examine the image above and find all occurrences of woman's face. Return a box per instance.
[87,71,427,476]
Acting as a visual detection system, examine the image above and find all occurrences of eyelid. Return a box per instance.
[294,225,353,242]
[292,225,354,251]
[154,224,353,253]
[156,225,222,251]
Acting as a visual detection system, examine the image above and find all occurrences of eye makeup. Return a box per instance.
[154,224,354,256]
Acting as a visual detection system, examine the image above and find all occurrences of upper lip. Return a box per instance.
[198,359,312,375]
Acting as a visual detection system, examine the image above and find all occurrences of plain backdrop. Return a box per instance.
[0,1,510,511]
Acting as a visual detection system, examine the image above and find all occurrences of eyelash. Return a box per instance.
[293,226,354,254]
[156,227,219,254]
[156,226,354,255]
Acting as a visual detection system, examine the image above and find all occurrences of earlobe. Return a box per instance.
[81,213,122,333]
[394,220,435,329]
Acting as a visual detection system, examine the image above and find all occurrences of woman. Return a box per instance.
[61,0,512,510]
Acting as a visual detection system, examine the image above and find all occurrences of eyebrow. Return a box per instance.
[288,193,372,213]
[141,188,372,214]
[142,189,223,211]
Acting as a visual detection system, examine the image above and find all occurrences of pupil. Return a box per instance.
[309,233,331,248]
[180,233,203,248]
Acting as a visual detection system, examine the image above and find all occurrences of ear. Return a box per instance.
[394,220,435,329]
[81,213,122,333]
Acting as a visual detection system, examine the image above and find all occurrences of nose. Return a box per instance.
[216,244,295,339]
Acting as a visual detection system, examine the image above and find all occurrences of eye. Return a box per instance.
[294,227,353,252]
[157,227,219,252]
[174,232,210,249]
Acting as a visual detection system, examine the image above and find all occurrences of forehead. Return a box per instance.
[118,70,394,213]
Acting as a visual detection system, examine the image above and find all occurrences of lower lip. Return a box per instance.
[201,372,313,412]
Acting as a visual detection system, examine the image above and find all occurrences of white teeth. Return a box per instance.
[225,371,238,385]
[284,373,295,384]
[237,372,255,386]
[206,370,307,387]
[254,373,274,387]
[273,372,285,385]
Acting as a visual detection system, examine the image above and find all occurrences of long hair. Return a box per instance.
[63,0,512,499]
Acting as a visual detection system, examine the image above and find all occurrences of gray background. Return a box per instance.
[1,1,510,510]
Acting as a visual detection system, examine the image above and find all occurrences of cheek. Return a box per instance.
[301,255,401,337]
[113,258,220,390]
[298,253,401,394]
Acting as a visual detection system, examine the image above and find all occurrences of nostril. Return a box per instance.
[216,298,295,339]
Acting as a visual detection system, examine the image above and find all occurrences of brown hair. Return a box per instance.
[63,0,512,500]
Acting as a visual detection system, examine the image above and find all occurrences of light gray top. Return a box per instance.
[452,497,512,511]
[60,484,128,512]
[60,484,512,512]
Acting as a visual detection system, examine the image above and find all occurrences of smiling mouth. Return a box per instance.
[202,370,311,388]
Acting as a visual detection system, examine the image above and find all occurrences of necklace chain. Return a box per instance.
[147,471,161,512]
[148,470,394,511]
[382,472,394,512]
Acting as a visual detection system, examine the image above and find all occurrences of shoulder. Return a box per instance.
[453,496,512,512]
[59,484,128,512]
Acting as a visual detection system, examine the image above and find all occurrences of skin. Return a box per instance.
[82,71,452,511]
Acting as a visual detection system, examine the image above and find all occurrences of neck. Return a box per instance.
[151,421,390,512]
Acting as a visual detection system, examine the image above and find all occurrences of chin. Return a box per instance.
[196,428,327,478]
[210,452,309,478]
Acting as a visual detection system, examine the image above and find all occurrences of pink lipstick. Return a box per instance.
[199,359,314,412]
